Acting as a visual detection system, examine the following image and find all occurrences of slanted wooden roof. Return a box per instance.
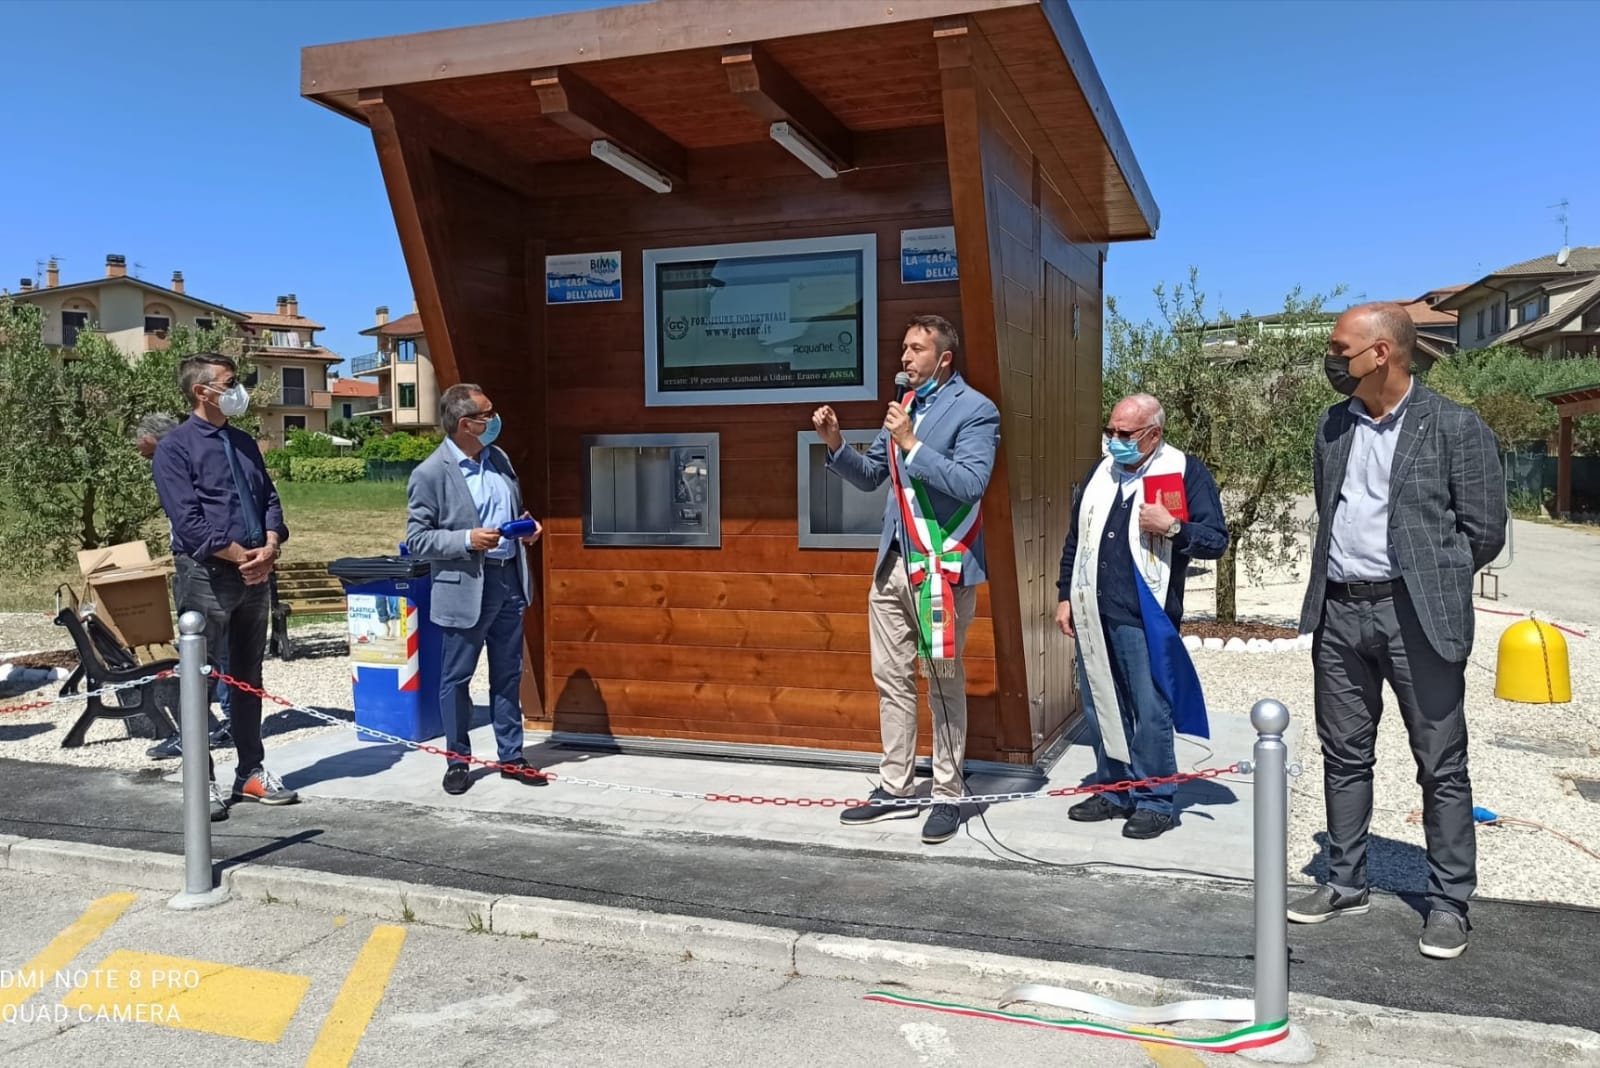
[1542,382,1600,417]
[301,0,1157,241]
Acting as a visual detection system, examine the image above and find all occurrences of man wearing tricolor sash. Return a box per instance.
[813,315,1000,846]
[1056,394,1228,840]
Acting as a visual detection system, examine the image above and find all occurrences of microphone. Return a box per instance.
[894,371,912,405]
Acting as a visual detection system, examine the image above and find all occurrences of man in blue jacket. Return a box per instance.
[1056,393,1228,839]
[814,315,1000,846]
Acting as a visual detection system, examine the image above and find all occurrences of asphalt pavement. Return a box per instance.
[1,758,1595,1036]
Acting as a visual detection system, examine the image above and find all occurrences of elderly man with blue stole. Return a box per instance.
[1055,393,1228,840]
[813,314,1001,846]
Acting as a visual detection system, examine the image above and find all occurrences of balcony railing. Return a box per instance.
[277,388,332,409]
[350,351,390,375]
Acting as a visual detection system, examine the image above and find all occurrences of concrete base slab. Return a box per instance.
[166,885,231,911]
[250,708,1281,881]
[1240,1024,1317,1063]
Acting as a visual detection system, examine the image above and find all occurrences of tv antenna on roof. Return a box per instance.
[131,261,146,279]
[1550,198,1571,265]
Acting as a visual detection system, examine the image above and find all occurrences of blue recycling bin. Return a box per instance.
[327,556,442,744]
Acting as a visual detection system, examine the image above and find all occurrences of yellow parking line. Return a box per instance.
[1131,1025,1209,1068]
[0,892,136,1013]
[1140,1042,1208,1068]
[304,924,408,1068]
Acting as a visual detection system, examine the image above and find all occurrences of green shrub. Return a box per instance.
[290,458,366,483]
[285,427,336,458]
[361,431,442,462]
[263,448,293,480]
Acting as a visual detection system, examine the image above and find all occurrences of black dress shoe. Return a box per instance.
[1067,794,1133,822]
[145,733,182,760]
[1122,809,1176,839]
[500,758,549,786]
[442,763,471,795]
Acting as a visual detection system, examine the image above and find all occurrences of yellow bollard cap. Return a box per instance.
[1494,618,1571,704]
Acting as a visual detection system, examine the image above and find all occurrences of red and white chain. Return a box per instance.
[213,671,1251,809]
[0,670,175,717]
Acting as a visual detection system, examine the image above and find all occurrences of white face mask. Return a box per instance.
[206,382,250,418]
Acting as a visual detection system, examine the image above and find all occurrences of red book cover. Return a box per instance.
[1143,472,1190,521]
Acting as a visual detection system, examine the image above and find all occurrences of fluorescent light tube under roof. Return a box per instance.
[590,140,672,194]
[769,122,839,179]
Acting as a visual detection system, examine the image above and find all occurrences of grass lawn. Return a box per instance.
[0,481,410,613]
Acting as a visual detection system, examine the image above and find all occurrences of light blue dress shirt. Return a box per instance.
[1328,380,1414,582]
[444,437,517,559]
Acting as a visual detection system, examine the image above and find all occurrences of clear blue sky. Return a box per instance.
[2,0,1596,366]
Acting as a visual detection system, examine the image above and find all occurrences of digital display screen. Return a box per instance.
[643,236,878,407]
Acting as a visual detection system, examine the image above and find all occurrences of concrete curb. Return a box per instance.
[2,835,1595,1065]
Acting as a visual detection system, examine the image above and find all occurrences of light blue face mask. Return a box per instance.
[476,413,502,448]
[1106,437,1144,466]
[914,376,940,399]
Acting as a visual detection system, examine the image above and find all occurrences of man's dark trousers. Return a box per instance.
[1075,622,1181,816]
[438,562,526,764]
[175,555,269,777]
[1313,585,1475,916]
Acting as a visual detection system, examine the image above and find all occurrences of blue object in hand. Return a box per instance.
[500,517,538,540]
[1472,806,1499,823]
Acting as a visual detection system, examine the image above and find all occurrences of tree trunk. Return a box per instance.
[1215,541,1238,625]
[80,483,99,550]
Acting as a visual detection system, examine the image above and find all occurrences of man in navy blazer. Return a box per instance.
[406,383,545,796]
[813,315,1000,845]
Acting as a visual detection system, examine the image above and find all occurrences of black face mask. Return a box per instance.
[1323,355,1361,397]
[1323,343,1377,397]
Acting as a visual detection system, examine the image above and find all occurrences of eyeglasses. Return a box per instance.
[464,408,495,422]
[1102,424,1154,442]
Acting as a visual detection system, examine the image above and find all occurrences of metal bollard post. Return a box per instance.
[168,611,229,911]
[1250,698,1291,1026]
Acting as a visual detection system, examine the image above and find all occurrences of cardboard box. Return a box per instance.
[79,541,175,648]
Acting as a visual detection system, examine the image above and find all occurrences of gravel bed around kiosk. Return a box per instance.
[1181,620,1299,643]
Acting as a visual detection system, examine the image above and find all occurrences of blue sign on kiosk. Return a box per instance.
[328,556,443,743]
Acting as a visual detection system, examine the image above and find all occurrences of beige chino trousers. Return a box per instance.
[867,552,977,799]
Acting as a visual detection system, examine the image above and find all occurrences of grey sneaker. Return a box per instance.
[1287,885,1370,924]
[921,803,962,844]
[232,766,299,806]
[840,787,918,826]
[1418,910,1468,959]
[209,782,230,823]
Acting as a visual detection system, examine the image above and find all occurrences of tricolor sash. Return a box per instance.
[888,397,983,676]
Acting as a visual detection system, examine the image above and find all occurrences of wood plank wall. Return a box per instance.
[527,135,1007,757]
[942,24,1109,755]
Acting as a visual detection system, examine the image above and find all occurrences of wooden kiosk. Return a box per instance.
[302,0,1158,769]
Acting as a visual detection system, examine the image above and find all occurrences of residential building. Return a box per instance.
[1394,285,1462,368]
[331,376,382,422]
[1436,246,1600,357]
[3,254,244,353]
[1198,286,1464,372]
[239,295,340,446]
[353,305,441,432]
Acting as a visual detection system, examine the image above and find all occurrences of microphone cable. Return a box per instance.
[892,415,1245,884]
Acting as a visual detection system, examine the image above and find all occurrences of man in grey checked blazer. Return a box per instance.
[1289,303,1505,960]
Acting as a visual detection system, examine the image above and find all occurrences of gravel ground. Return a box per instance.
[0,619,490,773]
[1183,574,1600,910]
[5,515,1598,909]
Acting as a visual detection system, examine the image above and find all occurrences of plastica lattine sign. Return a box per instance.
[547,251,623,304]
[900,227,958,284]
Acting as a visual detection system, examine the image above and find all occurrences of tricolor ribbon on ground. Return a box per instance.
[865,990,1289,1054]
